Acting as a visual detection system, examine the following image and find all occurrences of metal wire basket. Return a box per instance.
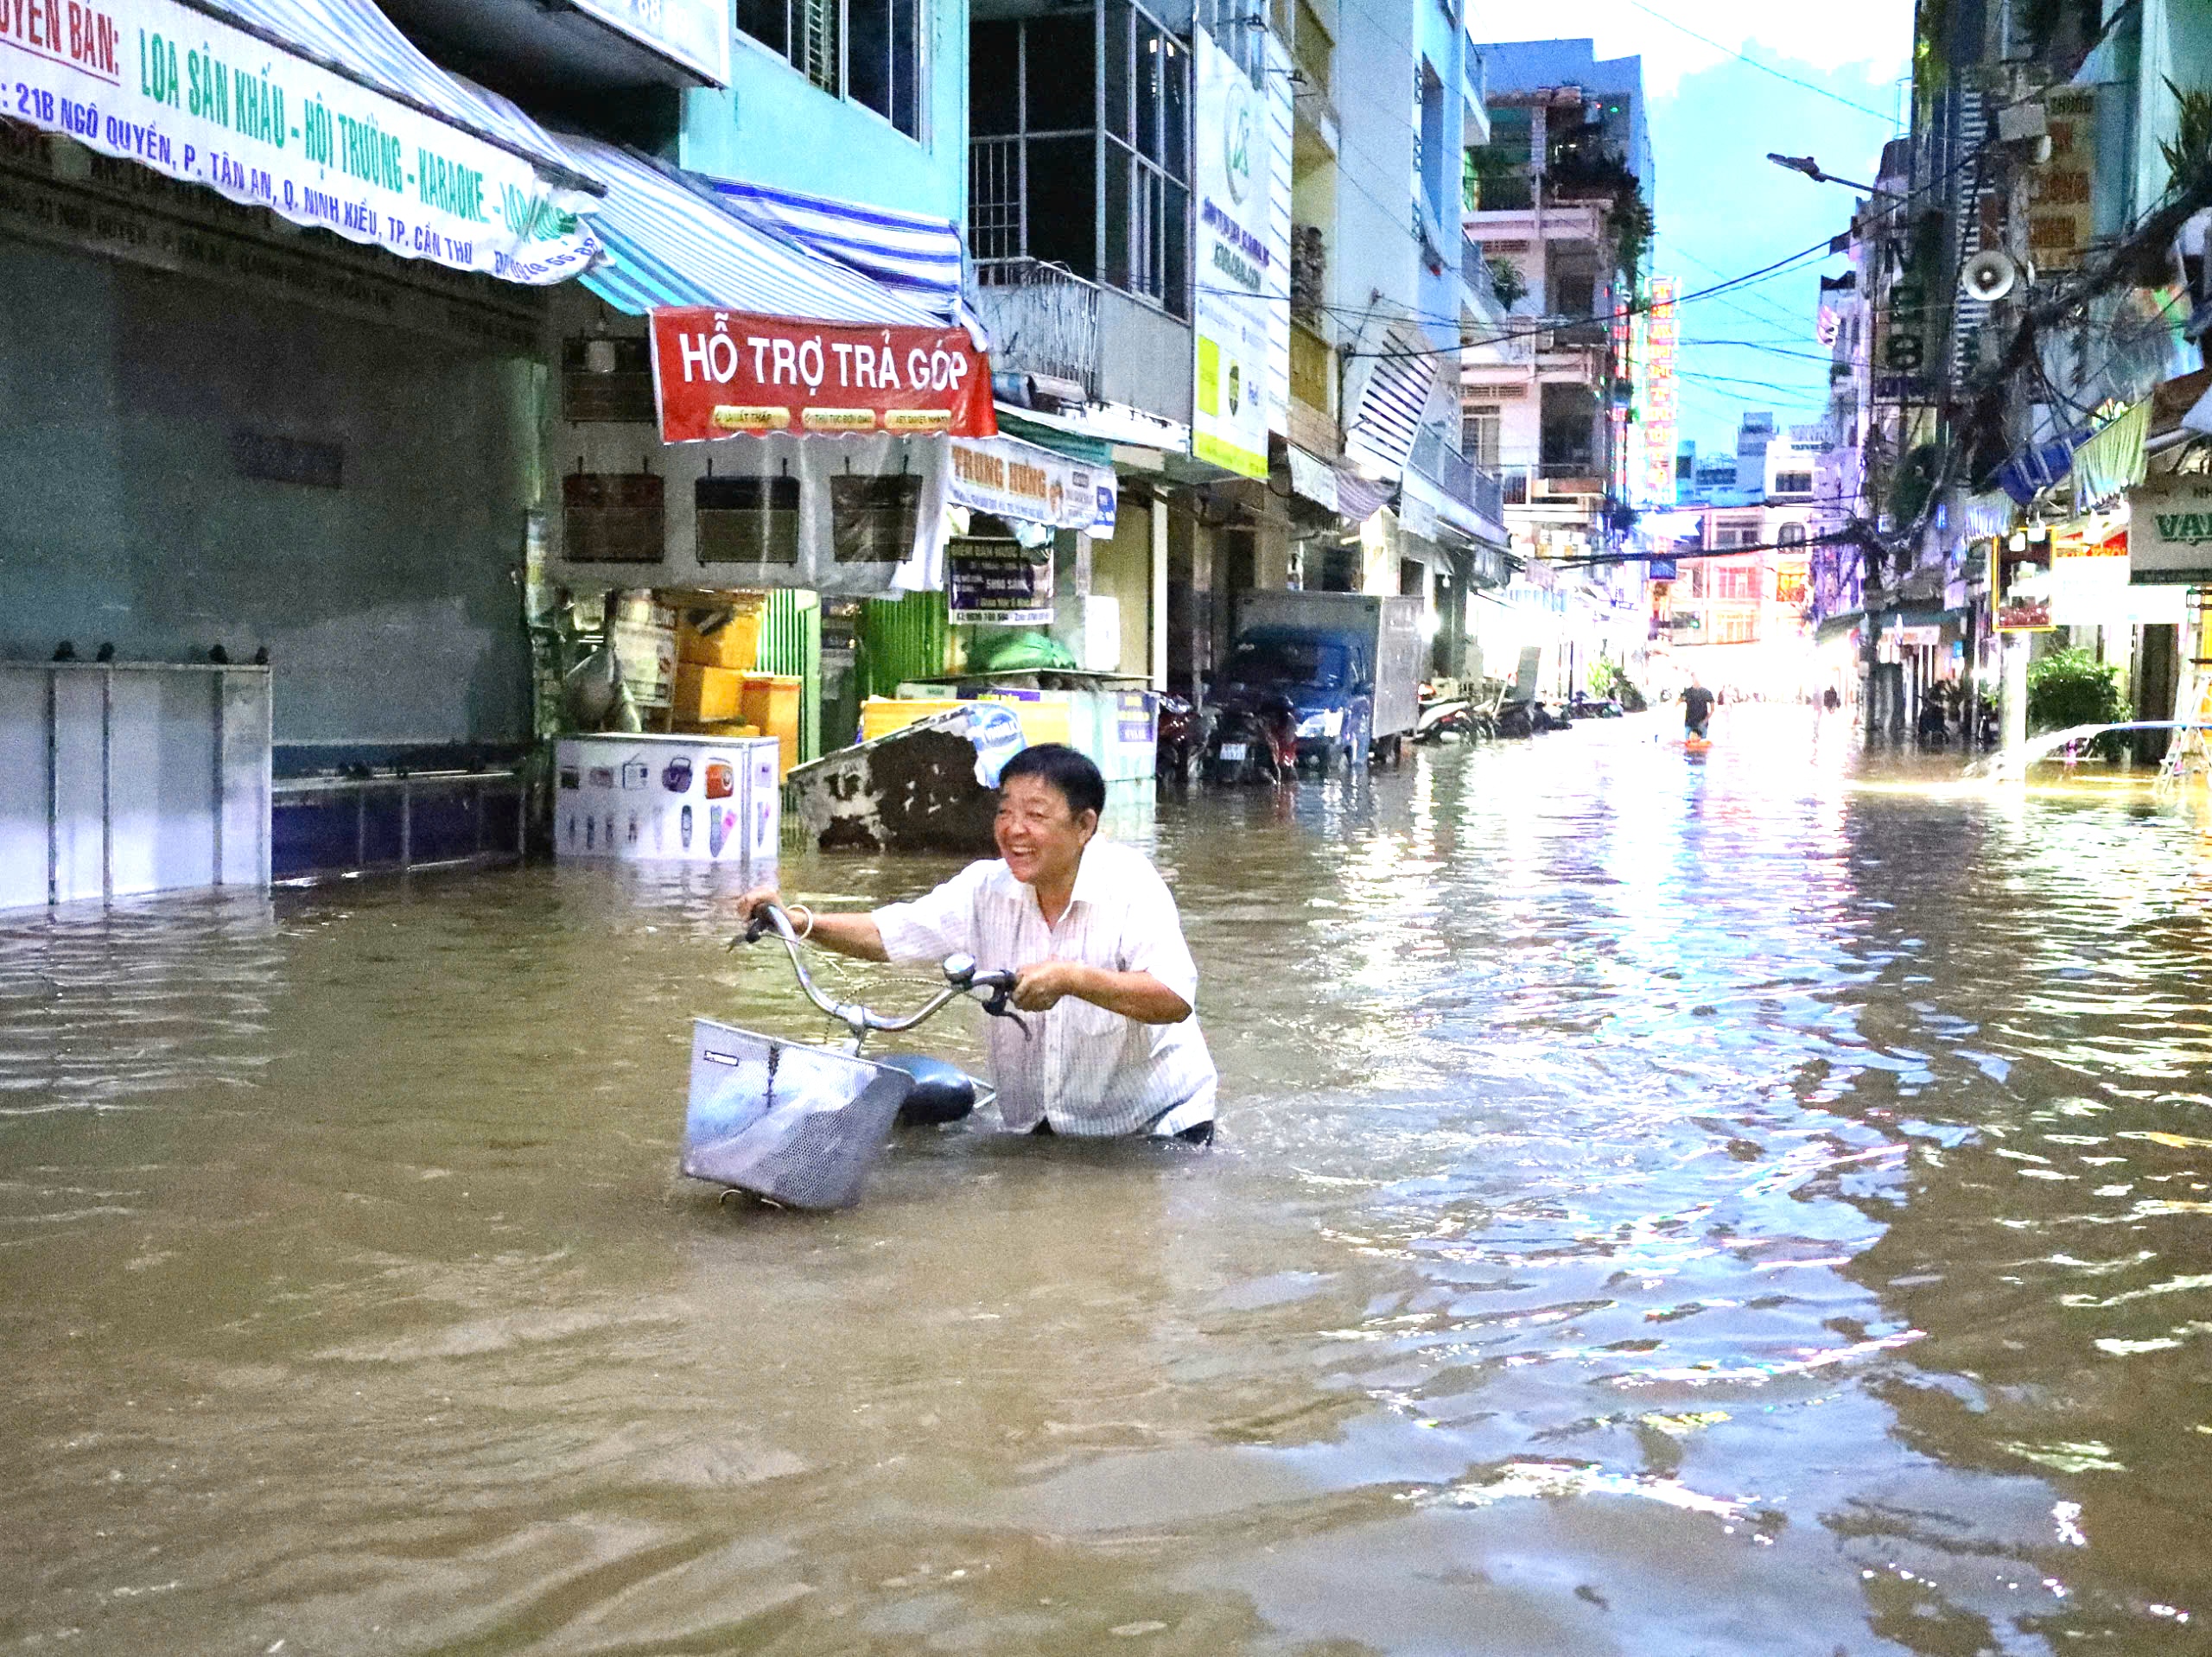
[681,1019,912,1210]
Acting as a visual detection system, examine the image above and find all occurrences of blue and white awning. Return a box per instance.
[194,0,599,188]
[563,138,944,325]
[703,178,968,324]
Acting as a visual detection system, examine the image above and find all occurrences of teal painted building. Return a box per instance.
[681,0,969,224]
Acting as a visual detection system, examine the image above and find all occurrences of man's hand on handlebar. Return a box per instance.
[734,886,783,924]
[729,887,890,963]
[1012,960,1084,1012]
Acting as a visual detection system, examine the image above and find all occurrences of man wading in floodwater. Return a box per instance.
[734,744,1218,1143]
[1681,676,1716,740]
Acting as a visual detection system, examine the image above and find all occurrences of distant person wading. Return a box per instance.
[1681,679,1716,740]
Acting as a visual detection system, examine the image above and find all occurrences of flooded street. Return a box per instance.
[10,706,2212,1655]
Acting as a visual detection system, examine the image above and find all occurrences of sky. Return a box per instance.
[1471,0,1914,459]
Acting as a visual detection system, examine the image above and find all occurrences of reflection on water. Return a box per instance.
[5,706,2212,1653]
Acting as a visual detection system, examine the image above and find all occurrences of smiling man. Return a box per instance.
[734,744,1217,1142]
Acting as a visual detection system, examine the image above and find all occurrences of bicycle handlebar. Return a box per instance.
[732,903,1029,1039]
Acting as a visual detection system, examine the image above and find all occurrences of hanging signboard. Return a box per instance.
[2128,474,2212,584]
[2028,88,2098,272]
[0,0,601,283]
[1989,535,2056,631]
[569,0,732,86]
[2050,527,2190,624]
[1191,25,1272,479]
[948,543,1054,625]
[948,435,1116,532]
[650,308,995,443]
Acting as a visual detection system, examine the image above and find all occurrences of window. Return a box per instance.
[968,1,1191,318]
[831,474,923,563]
[1776,522,1807,547]
[1773,471,1813,495]
[1713,613,1758,644]
[1712,562,1758,600]
[696,476,801,565]
[1463,404,1501,468]
[740,0,925,138]
[1418,58,1445,221]
[563,473,664,564]
[1103,1,1190,308]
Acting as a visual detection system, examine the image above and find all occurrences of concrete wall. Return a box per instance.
[0,237,540,761]
[681,0,969,222]
[1092,498,1157,682]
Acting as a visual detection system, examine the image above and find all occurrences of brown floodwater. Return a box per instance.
[7,706,2212,1654]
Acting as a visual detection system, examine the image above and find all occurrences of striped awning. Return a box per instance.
[1344,324,1440,483]
[2071,398,2150,511]
[193,0,599,188]
[562,139,945,324]
[703,179,967,323]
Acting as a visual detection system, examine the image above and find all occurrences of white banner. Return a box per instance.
[949,434,1116,532]
[0,0,601,284]
[1192,25,1272,479]
[2130,476,2212,586]
[570,0,731,86]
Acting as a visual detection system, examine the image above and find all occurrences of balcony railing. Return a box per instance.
[1411,427,1506,524]
[1461,236,1499,312]
[969,258,1102,398]
[1497,463,1607,506]
[1546,319,1610,350]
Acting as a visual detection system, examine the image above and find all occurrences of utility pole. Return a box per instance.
[1997,53,2037,778]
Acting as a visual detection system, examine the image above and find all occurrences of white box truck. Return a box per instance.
[1217,592,1427,769]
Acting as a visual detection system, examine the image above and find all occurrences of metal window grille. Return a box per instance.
[969,0,1190,316]
[969,137,1022,263]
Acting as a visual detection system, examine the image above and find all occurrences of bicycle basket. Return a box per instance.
[681,1019,911,1210]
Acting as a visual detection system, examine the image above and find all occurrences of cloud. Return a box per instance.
[1470,0,1913,98]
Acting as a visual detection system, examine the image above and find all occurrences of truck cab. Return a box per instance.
[1213,625,1374,771]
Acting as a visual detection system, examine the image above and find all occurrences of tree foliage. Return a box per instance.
[2025,645,2129,754]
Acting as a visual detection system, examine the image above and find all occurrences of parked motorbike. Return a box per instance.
[1155,694,1211,788]
[1414,695,1496,743]
[1206,695,1300,785]
[1498,696,1568,735]
[1565,693,1624,721]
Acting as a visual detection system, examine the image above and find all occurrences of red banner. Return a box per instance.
[649,308,995,443]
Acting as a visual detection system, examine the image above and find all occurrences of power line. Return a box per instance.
[1621,0,1901,125]
[1681,338,1840,363]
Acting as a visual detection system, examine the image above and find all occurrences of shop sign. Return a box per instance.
[0,124,541,348]
[569,0,731,86]
[2050,527,2189,624]
[2028,88,2097,272]
[0,0,601,283]
[1190,25,1276,479]
[948,435,1116,532]
[1877,280,1929,386]
[1115,690,1155,745]
[948,543,1054,625]
[1988,535,2056,632]
[650,308,995,443]
[1894,623,1942,648]
[2128,475,2212,584]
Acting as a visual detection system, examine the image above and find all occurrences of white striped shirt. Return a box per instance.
[872,841,1217,1136]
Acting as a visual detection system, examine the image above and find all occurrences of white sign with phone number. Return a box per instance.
[1,0,601,283]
